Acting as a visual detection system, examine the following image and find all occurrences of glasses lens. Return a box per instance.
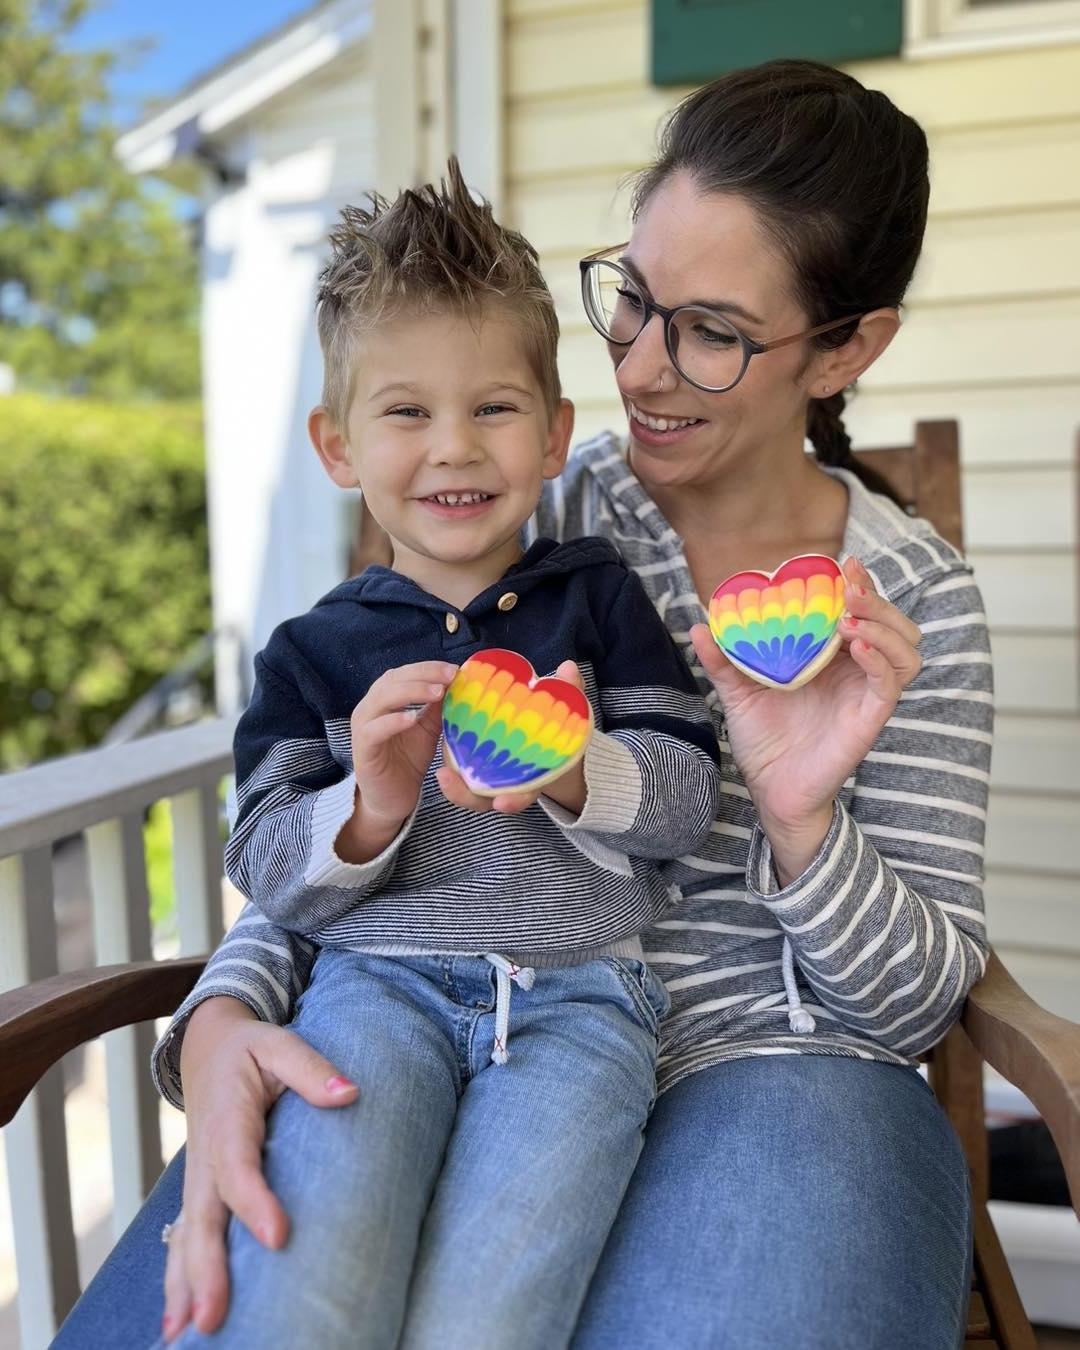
[670,307,745,392]
[583,260,647,344]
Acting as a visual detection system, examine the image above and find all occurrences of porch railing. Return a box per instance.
[0,718,235,1346]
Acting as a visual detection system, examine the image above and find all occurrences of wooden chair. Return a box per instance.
[2,420,1078,1347]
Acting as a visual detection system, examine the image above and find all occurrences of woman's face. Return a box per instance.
[611,170,821,493]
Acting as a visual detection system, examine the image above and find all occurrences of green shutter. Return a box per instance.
[652,0,903,86]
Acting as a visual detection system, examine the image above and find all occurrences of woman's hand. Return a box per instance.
[161,997,358,1342]
[437,660,588,816]
[690,557,921,885]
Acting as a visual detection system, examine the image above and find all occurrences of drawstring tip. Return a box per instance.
[516,968,535,991]
[491,1044,509,1066]
[788,1008,816,1034]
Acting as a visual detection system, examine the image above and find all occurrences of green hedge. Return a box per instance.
[0,395,211,769]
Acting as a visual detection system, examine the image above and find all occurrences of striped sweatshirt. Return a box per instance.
[216,534,720,952]
[152,434,992,1107]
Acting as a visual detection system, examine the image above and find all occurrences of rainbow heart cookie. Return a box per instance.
[709,555,845,690]
[442,648,594,796]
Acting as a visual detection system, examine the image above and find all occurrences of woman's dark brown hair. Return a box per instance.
[633,59,929,501]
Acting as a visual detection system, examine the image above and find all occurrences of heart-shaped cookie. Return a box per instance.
[708,554,845,690]
[442,648,594,796]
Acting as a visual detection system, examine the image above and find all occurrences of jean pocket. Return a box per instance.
[604,958,671,1037]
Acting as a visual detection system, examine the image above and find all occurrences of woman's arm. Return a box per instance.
[747,568,990,1055]
[695,560,991,1056]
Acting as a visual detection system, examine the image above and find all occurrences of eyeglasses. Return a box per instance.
[579,248,861,394]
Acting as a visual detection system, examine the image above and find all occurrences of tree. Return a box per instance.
[0,0,200,397]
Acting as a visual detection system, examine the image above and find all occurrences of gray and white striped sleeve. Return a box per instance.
[744,569,992,1056]
[150,903,316,1109]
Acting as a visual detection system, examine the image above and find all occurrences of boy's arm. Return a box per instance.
[226,634,414,933]
[542,569,722,859]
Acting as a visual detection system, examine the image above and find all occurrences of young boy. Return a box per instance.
[164,161,721,1350]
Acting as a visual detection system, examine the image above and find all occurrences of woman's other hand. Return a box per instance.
[160,997,358,1342]
[690,556,921,884]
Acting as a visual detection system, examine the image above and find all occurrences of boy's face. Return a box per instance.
[330,306,572,584]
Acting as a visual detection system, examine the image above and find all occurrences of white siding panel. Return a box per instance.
[963,467,1075,551]
[985,873,1080,956]
[968,552,1077,630]
[992,634,1078,714]
[993,714,1080,794]
[842,384,1080,468]
[986,793,1080,874]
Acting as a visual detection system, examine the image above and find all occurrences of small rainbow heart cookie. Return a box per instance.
[442,648,594,796]
[708,554,846,691]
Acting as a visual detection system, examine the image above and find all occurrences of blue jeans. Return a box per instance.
[54,1053,971,1349]
[150,949,665,1349]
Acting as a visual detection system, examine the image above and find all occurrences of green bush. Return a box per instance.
[0,394,211,769]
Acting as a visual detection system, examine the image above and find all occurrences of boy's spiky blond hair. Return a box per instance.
[316,157,561,426]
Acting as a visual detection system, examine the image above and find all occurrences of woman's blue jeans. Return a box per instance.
[53,1054,971,1350]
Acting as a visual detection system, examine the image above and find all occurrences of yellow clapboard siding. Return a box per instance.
[993,714,1080,795]
[508,0,635,19]
[513,123,1080,247]
[509,96,1080,221]
[508,4,1080,136]
[929,118,1080,218]
[985,874,1080,957]
[910,207,1080,304]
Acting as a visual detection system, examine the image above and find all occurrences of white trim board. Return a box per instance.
[906,0,1080,57]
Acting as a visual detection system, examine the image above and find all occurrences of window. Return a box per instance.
[905,0,1080,54]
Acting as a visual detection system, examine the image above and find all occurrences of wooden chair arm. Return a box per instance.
[962,951,1080,1213]
[0,957,205,1127]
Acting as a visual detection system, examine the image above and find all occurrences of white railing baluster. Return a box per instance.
[0,848,80,1344]
[85,815,163,1236]
[0,717,236,1320]
[170,783,225,955]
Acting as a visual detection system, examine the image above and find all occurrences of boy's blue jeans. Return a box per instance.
[54,1029,972,1349]
[150,948,668,1350]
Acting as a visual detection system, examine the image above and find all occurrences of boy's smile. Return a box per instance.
[312,306,573,609]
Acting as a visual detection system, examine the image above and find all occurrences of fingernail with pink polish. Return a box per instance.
[326,1074,355,1094]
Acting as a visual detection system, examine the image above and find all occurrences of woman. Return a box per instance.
[55,60,990,1350]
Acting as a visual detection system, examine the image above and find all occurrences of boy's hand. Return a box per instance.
[338,661,457,860]
[437,660,589,817]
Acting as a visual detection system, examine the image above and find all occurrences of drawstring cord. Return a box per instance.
[484,954,535,1064]
[782,938,816,1034]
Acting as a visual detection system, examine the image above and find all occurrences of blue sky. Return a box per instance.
[71,0,316,126]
